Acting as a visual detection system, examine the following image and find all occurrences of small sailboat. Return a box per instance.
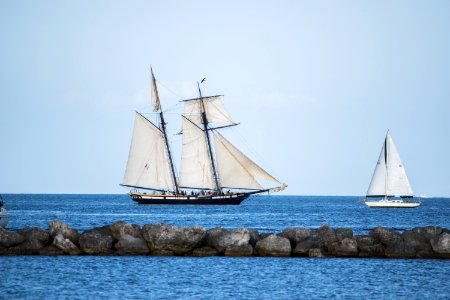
[363,131,421,208]
[121,69,286,204]
[0,195,8,228]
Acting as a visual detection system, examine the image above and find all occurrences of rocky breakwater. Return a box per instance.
[1,221,449,258]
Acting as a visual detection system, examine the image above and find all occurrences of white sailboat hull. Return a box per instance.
[363,199,421,208]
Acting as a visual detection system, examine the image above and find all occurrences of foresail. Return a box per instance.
[179,117,216,189]
[385,134,414,196]
[122,113,175,191]
[183,96,234,126]
[366,141,387,197]
[214,132,280,190]
[151,68,161,112]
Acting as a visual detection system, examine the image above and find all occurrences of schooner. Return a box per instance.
[362,131,420,208]
[121,69,286,204]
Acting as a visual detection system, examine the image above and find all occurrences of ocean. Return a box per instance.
[1,194,450,299]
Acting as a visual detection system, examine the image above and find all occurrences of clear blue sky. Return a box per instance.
[1,1,449,196]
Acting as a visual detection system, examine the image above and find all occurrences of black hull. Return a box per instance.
[130,194,250,205]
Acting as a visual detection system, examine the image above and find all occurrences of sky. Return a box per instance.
[0,1,449,196]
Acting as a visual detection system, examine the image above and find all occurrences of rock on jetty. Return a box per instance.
[1,221,449,258]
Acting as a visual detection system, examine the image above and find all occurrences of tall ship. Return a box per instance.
[362,131,420,208]
[121,69,286,204]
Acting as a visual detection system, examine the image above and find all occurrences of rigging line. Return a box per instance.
[156,80,185,101]
[163,101,182,113]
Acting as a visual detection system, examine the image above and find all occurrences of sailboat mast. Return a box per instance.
[159,111,179,194]
[151,68,179,194]
[197,82,221,191]
[384,133,388,199]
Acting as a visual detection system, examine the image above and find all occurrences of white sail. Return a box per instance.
[183,96,234,126]
[366,133,413,197]
[214,132,280,189]
[179,117,216,189]
[385,133,414,196]
[151,68,161,112]
[366,141,388,197]
[122,112,175,191]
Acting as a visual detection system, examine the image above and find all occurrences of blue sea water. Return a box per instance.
[1,194,450,299]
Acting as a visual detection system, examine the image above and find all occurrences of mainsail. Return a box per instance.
[122,112,176,191]
[366,132,413,197]
[178,117,216,189]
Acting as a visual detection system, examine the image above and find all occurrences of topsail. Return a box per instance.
[183,96,235,126]
[151,68,161,112]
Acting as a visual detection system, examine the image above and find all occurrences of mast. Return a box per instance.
[197,81,221,191]
[159,111,179,194]
[151,67,179,194]
[384,132,388,199]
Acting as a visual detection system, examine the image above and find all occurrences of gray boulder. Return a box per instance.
[317,224,338,251]
[280,227,311,247]
[0,228,25,248]
[335,228,353,240]
[355,235,385,257]
[192,246,219,257]
[255,234,291,257]
[142,223,206,255]
[53,234,81,255]
[370,227,401,245]
[115,234,149,255]
[430,232,450,258]
[205,227,226,248]
[9,239,46,255]
[309,248,327,258]
[48,221,80,244]
[208,228,252,254]
[225,244,253,257]
[151,249,175,256]
[109,221,142,240]
[19,227,50,245]
[79,228,113,255]
[329,237,358,257]
[385,241,416,258]
[9,227,51,254]
[292,238,315,256]
[39,245,65,256]
[402,230,436,258]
